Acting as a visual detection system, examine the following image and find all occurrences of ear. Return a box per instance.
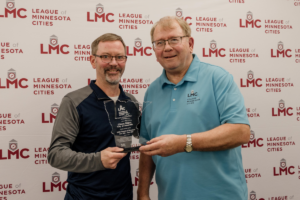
[90,55,96,69]
[188,37,194,53]
[152,46,159,62]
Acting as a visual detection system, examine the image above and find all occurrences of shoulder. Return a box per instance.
[146,76,161,93]
[125,92,138,102]
[195,61,233,86]
[124,92,140,110]
[198,60,229,77]
[64,85,93,108]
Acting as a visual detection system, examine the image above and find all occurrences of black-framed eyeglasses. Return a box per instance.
[93,55,127,63]
[152,36,189,50]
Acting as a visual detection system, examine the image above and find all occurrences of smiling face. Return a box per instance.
[91,40,126,86]
[152,20,194,74]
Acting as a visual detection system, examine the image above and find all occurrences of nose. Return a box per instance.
[109,57,118,65]
[164,41,173,51]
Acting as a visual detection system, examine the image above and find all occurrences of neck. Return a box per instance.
[95,80,120,97]
[165,54,193,85]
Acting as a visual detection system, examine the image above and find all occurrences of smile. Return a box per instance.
[164,55,177,59]
[105,69,121,73]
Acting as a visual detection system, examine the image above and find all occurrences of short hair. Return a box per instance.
[150,16,191,42]
[91,33,126,55]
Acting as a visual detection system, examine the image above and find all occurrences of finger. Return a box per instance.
[147,137,161,144]
[142,149,161,156]
[110,147,125,152]
[139,142,161,152]
[111,152,127,159]
[139,145,150,151]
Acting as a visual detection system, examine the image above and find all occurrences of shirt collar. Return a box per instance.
[160,54,201,88]
[89,80,130,101]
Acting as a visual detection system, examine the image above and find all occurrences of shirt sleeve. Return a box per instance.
[47,96,105,173]
[213,68,250,126]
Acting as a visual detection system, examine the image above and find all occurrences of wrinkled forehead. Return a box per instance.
[97,40,125,54]
[153,20,184,40]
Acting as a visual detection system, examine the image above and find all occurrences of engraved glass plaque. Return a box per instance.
[104,100,150,153]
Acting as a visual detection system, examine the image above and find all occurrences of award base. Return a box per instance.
[121,146,141,153]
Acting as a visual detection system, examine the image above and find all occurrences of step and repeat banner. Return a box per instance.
[1,0,300,199]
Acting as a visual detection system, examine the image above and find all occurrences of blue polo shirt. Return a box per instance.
[140,54,249,200]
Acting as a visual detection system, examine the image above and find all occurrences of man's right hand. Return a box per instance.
[101,147,127,169]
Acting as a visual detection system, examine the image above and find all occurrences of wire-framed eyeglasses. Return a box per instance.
[93,55,127,63]
[152,36,189,50]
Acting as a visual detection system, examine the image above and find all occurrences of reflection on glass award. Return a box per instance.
[104,100,151,153]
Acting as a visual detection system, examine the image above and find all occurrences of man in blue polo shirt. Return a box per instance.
[48,33,137,200]
[138,16,250,200]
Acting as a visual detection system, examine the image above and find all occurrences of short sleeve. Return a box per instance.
[213,69,250,126]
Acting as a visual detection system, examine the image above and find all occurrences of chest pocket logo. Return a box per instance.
[187,90,200,105]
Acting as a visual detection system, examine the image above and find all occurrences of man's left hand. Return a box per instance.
[139,134,185,157]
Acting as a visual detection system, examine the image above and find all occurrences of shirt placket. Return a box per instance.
[170,85,178,112]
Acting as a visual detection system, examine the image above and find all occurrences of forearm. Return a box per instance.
[48,139,105,173]
[137,153,155,197]
[192,123,250,151]
[48,95,107,173]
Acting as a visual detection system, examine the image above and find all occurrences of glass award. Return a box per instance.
[104,99,151,153]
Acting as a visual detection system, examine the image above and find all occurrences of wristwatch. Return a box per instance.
[184,134,193,152]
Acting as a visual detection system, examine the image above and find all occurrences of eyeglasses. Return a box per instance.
[152,36,189,50]
[93,55,127,63]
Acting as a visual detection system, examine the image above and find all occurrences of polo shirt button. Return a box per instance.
[173,99,175,101]
[174,88,177,90]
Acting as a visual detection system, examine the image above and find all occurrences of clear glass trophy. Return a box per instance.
[104,100,150,153]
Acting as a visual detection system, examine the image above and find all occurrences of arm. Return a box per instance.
[47,96,127,172]
[139,123,250,156]
[191,123,249,151]
[140,69,250,157]
[137,153,155,200]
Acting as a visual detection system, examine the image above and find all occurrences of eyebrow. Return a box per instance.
[154,36,180,41]
[99,52,124,55]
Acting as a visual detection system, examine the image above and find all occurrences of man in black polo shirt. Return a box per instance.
[48,33,137,200]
